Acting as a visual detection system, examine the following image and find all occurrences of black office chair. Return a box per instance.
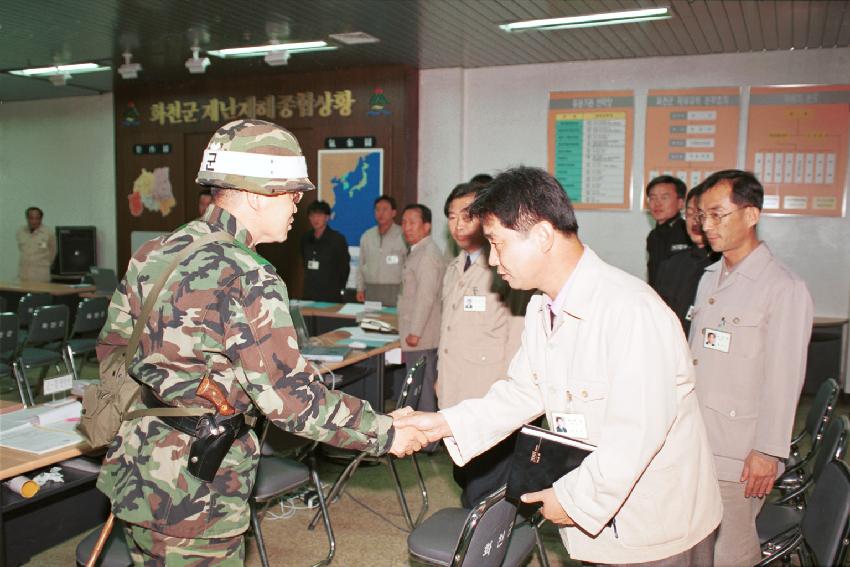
[775,378,839,491]
[16,292,51,339]
[0,312,19,394]
[757,415,849,557]
[64,296,109,380]
[12,304,72,406]
[756,459,850,566]
[309,357,429,531]
[75,519,133,567]
[250,426,336,567]
[89,266,119,296]
[408,485,549,567]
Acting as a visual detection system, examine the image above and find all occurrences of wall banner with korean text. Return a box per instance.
[644,87,741,198]
[746,85,850,217]
[147,90,357,126]
[547,90,634,210]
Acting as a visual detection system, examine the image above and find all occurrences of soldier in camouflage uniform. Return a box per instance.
[96,119,425,565]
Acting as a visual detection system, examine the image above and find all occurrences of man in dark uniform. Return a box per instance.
[300,200,350,302]
[645,175,691,288]
[654,184,721,335]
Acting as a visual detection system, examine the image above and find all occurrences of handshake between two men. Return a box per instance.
[384,408,575,527]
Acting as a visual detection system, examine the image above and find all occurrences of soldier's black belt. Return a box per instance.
[139,387,258,482]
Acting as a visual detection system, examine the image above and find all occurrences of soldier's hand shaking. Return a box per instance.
[389,422,430,457]
[392,411,452,443]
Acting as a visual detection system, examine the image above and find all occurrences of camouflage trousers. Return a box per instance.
[125,524,244,566]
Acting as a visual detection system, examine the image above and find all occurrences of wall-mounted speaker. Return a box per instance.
[53,226,97,276]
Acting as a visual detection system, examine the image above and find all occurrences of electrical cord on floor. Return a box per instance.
[262,482,331,521]
[346,492,411,533]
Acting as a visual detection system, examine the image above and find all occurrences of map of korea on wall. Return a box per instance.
[317,148,384,288]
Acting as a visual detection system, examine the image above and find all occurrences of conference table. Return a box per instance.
[0,281,96,296]
[0,304,398,482]
[0,305,399,564]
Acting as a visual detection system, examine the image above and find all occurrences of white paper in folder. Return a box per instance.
[0,401,84,454]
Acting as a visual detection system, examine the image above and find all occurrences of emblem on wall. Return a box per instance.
[367,88,391,116]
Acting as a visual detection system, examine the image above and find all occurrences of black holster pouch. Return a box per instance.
[187,414,246,482]
[140,387,254,482]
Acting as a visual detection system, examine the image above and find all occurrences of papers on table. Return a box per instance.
[0,401,85,454]
[337,303,370,316]
[290,300,337,309]
[335,326,399,347]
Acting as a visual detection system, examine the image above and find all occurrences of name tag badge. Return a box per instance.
[703,327,731,353]
[552,412,589,439]
[685,305,695,321]
[463,295,486,312]
[307,260,320,270]
[386,255,399,265]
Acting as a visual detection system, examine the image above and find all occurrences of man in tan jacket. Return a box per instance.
[397,204,447,415]
[438,182,528,507]
[690,170,813,566]
[16,206,56,282]
[397,167,721,565]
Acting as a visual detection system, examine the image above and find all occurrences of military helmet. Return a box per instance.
[196,119,315,195]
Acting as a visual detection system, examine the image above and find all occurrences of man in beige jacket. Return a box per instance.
[17,206,56,282]
[356,196,407,306]
[438,182,528,507]
[689,170,813,566]
[397,167,721,565]
[398,204,447,415]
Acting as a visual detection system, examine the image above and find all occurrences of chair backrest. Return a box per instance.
[801,459,850,566]
[0,312,19,358]
[811,415,849,483]
[805,378,839,441]
[72,296,110,335]
[26,305,70,344]
[451,486,518,567]
[17,293,51,328]
[396,356,426,410]
[89,266,119,294]
[289,306,312,348]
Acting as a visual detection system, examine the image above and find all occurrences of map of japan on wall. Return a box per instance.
[317,148,384,288]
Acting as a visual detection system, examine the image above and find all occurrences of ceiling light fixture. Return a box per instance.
[118,51,142,79]
[9,62,110,78]
[328,32,380,45]
[185,46,210,74]
[207,40,334,59]
[499,7,671,32]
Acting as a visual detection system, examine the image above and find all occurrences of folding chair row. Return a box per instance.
[1,296,109,406]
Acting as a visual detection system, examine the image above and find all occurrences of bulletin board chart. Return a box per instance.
[547,91,634,210]
[644,87,741,194]
[746,85,850,217]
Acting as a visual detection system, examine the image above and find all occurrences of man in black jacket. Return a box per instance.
[646,175,691,288]
[301,200,350,301]
[654,184,720,335]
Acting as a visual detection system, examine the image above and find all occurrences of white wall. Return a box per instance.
[419,49,850,320]
[0,94,117,281]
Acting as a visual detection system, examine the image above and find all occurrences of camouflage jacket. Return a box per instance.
[96,205,393,539]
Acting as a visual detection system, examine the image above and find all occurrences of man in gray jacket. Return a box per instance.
[398,204,447,415]
[690,169,813,566]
